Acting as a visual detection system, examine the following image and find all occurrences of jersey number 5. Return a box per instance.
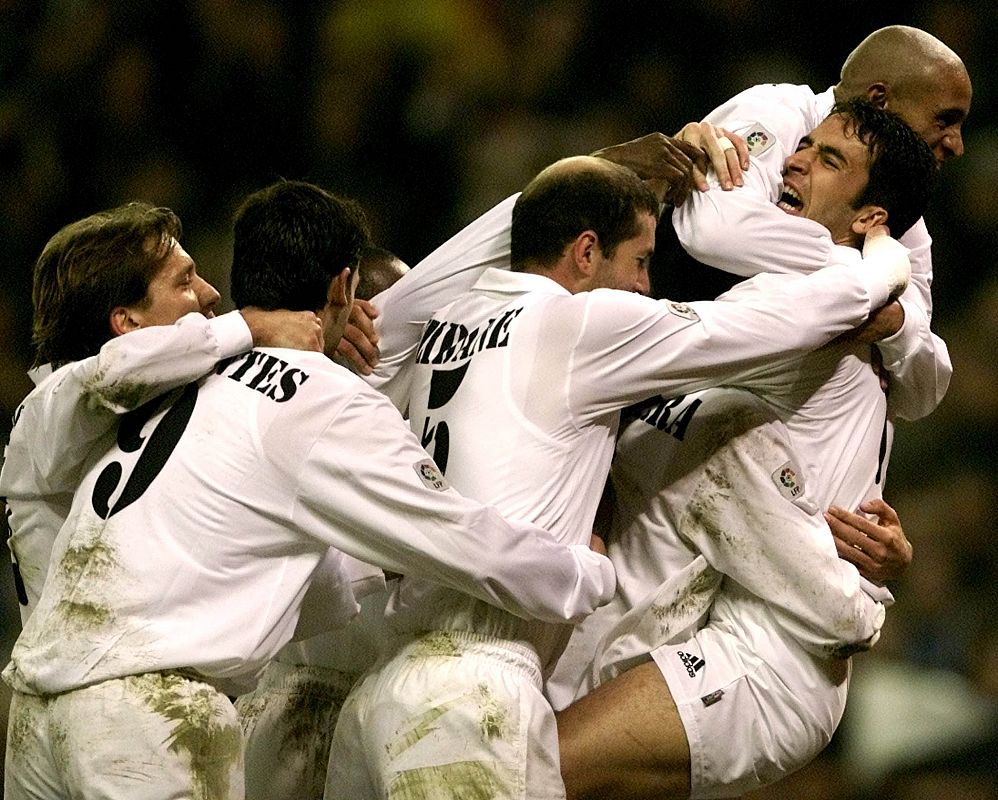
[418,362,469,476]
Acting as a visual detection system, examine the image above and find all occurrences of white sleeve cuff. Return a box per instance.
[210,311,254,357]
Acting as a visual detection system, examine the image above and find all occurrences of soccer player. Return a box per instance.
[553,99,938,799]
[2,201,324,624]
[667,24,971,425]
[236,245,411,800]
[2,181,614,800]
[326,154,910,799]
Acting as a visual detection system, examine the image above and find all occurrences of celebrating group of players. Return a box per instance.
[2,24,971,800]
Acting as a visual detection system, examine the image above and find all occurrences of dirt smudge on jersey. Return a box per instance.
[650,564,721,630]
[388,760,504,800]
[135,672,242,800]
[53,515,119,632]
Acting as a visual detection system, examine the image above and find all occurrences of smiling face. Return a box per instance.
[127,239,220,327]
[778,114,875,245]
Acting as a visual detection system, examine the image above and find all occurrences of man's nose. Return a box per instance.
[197,276,221,314]
[940,129,965,161]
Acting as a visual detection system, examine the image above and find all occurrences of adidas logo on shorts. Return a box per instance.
[677,650,705,677]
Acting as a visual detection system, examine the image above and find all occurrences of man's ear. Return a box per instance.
[570,231,599,278]
[327,267,352,309]
[852,205,889,236]
[865,83,889,109]
[109,305,142,336]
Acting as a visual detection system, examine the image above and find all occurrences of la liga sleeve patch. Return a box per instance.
[414,458,449,491]
[771,460,818,515]
[744,123,777,157]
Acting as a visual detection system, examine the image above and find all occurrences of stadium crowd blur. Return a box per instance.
[1,2,994,797]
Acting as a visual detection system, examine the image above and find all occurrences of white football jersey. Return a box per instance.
[700,82,950,421]
[2,311,253,623]
[389,250,899,674]
[5,349,614,697]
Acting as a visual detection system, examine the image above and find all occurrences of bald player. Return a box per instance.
[675,25,970,427]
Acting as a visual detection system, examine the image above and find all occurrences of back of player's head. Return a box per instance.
[231,180,370,312]
[355,245,409,302]
[511,156,659,271]
[834,98,937,238]
[31,202,181,368]
[839,26,960,95]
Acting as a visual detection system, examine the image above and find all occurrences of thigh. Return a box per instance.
[238,664,353,800]
[56,673,244,800]
[5,692,67,800]
[557,660,691,800]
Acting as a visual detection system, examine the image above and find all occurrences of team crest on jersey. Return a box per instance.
[414,458,449,491]
[771,460,818,514]
[667,301,699,321]
[744,123,776,156]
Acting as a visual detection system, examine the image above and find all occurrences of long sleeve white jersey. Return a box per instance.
[1,312,254,623]
[4,349,614,698]
[700,82,951,420]
[390,245,901,674]
[367,194,517,411]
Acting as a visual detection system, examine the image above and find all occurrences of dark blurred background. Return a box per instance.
[1,2,995,797]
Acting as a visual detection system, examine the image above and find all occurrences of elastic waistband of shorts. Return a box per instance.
[402,629,543,687]
[254,660,358,696]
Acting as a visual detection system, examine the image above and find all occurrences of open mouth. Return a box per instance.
[776,186,804,215]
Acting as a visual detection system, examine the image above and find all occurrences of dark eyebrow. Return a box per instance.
[815,142,847,167]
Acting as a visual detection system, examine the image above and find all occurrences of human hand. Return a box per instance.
[675,121,749,191]
[240,307,323,352]
[334,298,380,374]
[591,132,706,207]
[826,498,912,584]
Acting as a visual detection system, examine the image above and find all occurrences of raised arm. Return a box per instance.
[569,236,907,420]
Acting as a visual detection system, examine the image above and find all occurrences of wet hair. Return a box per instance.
[833,98,937,237]
[510,159,659,270]
[231,180,370,311]
[31,202,181,368]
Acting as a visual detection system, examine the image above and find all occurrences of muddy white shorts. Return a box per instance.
[326,629,564,800]
[650,623,850,799]
[4,672,243,800]
[237,660,358,800]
